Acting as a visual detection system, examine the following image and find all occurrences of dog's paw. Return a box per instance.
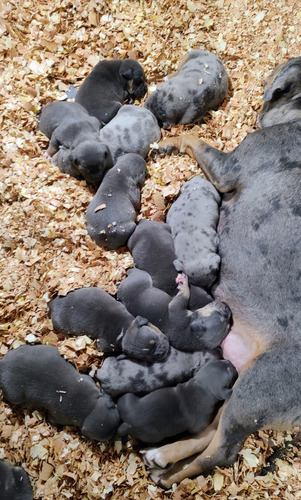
[175,272,187,287]
[140,448,168,469]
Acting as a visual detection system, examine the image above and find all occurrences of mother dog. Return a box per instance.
[142,58,301,487]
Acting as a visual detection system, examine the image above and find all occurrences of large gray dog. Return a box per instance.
[144,50,228,128]
[141,59,301,487]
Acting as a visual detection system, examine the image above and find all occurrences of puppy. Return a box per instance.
[97,347,222,397]
[258,56,301,127]
[98,105,161,162]
[117,359,237,443]
[75,58,147,124]
[0,344,120,441]
[50,286,169,362]
[86,153,147,249]
[166,175,221,287]
[39,101,113,183]
[118,270,230,351]
[144,50,228,128]
[0,460,33,500]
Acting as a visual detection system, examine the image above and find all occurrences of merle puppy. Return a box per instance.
[50,286,169,362]
[39,101,113,183]
[0,344,120,441]
[117,359,237,443]
[86,153,147,249]
[75,58,147,124]
[144,50,228,128]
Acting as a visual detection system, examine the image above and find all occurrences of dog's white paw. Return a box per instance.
[140,448,167,469]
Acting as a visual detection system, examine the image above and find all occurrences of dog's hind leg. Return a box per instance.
[145,346,301,488]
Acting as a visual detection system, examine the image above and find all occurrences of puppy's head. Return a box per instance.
[119,59,148,100]
[81,390,120,441]
[189,301,231,349]
[194,359,238,400]
[69,141,113,183]
[122,316,170,362]
[175,253,220,288]
[259,57,301,127]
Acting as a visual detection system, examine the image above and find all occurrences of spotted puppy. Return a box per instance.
[166,175,221,288]
[39,101,113,183]
[0,344,120,441]
[259,56,301,127]
[0,460,33,500]
[50,286,169,361]
[144,50,228,128]
[118,270,230,351]
[75,58,147,124]
[86,153,146,249]
[99,105,161,163]
[117,359,237,443]
[97,346,222,397]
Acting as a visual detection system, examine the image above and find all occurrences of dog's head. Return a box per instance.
[258,57,301,127]
[68,141,113,184]
[119,59,148,100]
[121,316,170,362]
[194,359,238,400]
[189,301,232,349]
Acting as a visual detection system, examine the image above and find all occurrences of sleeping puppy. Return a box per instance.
[117,359,237,443]
[0,460,33,500]
[118,270,230,351]
[166,175,221,287]
[0,344,120,441]
[97,347,222,397]
[75,58,148,124]
[86,153,147,249]
[258,56,301,127]
[39,101,113,183]
[50,286,169,361]
[98,105,161,162]
[144,50,228,128]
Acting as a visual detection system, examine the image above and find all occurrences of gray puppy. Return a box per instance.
[0,460,33,500]
[118,270,230,351]
[86,153,147,249]
[166,175,221,287]
[50,286,169,362]
[0,344,120,441]
[99,105,161,163]
[97,347,221,397]
[117,359,237,443]
[258,57,301,127]
[75,58,147,124]
[39,101,113,183]
[144,50,228,128]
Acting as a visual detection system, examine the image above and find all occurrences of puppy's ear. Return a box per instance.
[68,151,79,167]
[135,316,148,327]
[120,67,133,80]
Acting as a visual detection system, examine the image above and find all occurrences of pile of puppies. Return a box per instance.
[1,50,238,493]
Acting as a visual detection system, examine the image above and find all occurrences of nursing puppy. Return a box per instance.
[0,461,33,500]
[86,153,147,249]
[144,50,228,128]
[166,175,221,287]
[117,270,226,351]
[117,359,237,443]
[0,344,120,441]
[99,105,161,163]
[259,56,301,127]
[50,286,169,361]
[75,58,147,124]
[97,347,221,397]
[39,101,113,183]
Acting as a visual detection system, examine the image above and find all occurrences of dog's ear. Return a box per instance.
[68,151,79,167]
[120,67,133,80]
[135,316,148,327]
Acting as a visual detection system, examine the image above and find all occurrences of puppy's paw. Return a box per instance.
[140,448,168,469]
[175,272,187,287]
[43,150,53,161]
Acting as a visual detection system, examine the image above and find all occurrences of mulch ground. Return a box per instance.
[0,0,301,498]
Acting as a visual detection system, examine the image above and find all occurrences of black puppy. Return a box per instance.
[117,359,237,443]
[86,153,147,249]
[75,58,147,124]
[0,344,120,441]
[118,271,227,351]
[0,460,33,500]
[50,286,169,361]
[39,101,113,183]
[97,347,221,397]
